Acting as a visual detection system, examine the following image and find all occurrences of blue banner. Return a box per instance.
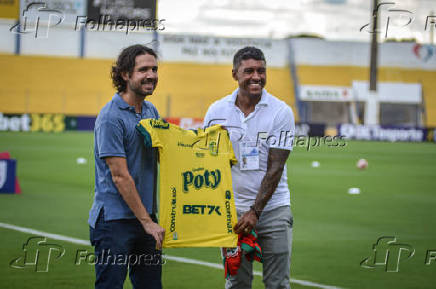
[0,159,17,194]
[338,124,427,142]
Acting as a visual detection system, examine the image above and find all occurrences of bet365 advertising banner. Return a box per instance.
[0,113,94,132]
[2,113,436,143]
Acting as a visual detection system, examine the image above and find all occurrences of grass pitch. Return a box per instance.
[0,131,435,289]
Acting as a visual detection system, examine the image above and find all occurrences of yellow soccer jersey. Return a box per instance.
[137,118,238,248]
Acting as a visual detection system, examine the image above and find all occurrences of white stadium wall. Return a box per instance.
[289,38,436,70]
[288,38,436,126]
[1,10,436,125]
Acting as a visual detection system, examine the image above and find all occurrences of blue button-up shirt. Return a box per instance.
[88,93,159,228]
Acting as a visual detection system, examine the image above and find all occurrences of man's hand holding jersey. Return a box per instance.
[105,156,165,249]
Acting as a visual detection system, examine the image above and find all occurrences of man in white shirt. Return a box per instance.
[204,47,295,289]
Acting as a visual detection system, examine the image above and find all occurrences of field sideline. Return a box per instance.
[1,131,435,289]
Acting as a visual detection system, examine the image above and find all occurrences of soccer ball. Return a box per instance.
[356,158,368,170]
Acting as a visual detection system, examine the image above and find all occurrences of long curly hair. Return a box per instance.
[111,44,158,93]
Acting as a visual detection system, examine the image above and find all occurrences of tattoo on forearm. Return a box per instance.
[253,148,290,213]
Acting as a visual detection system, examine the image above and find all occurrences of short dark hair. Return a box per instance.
[233,46,266,70]
[111,44,158,93]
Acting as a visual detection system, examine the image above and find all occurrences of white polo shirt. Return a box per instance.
[204,88,295,212]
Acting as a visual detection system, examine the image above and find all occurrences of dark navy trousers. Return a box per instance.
[90,210,162,289]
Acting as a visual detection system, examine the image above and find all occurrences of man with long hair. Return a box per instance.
[89,44,165,289]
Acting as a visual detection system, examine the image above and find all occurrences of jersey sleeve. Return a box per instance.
[269,105,295,151]
[222,127,238,166]
[228,138,238,166]
[136,118,164,149]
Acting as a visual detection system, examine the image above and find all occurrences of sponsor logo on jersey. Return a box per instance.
[177,142,194,148]
[225,190,233,233]
[149,119,169,129]
[183,205,221,215]
[170,187,177,233]
[182,169,221,192]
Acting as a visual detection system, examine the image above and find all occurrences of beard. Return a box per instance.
[129,79,156,97]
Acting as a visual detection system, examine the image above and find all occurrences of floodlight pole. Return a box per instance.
[369,0,378,92]
[365,0,380,125]
[430,11,434,45]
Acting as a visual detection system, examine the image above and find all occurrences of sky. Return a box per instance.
[158,0,436,43]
